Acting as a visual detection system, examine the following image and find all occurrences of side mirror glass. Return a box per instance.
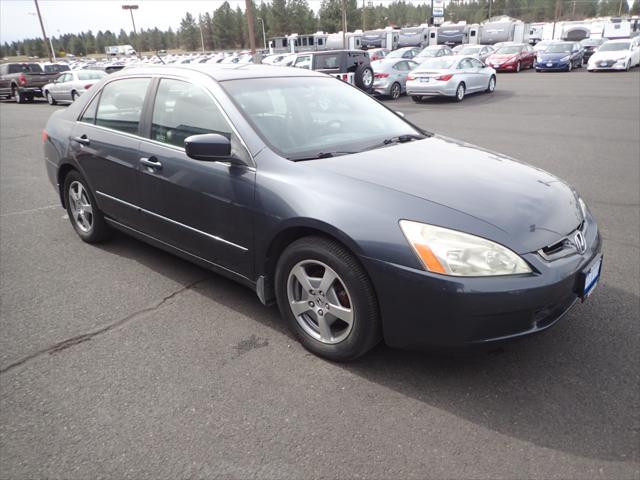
[184,133,245,165]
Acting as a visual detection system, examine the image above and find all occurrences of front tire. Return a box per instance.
[275,236,381,362]
[71,90,79,102]
[516,61,521,73]
[568,61,573,72]
[46,91,57,105]
[411,95,423,103]
[63,170,111,243]
[486,75,496,93]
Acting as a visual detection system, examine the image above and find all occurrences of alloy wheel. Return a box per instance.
[286,260,354,344]
[488,76,496,92]
[391,83,401,100]
[362,69,373,88]
[68,181,94,233]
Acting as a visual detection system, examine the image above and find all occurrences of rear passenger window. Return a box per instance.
[95,78,150,135]
[79,92,100,124]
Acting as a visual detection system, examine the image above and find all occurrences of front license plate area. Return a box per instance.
[577,255,603,300]
[547,62,553,67]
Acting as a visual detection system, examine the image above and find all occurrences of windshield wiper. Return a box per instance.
[288,151,356,161]
[382,134,425,145]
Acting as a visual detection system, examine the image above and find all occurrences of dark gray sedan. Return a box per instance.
[43,65,602,361]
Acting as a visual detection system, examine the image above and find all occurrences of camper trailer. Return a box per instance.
[268,36,289,53]
[287,32,329,52]
[398,26,430,48]
[478,18,529,44]
[603,18,632,39]
[325,31,363,50]
[361,27,401,50]
[436,22,471,46]
[562,22,591,41]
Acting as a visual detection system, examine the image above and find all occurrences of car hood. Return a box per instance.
[538,52,571,60]
[487,54,517,62]
[590,50,629,62]
[308,136,582,253]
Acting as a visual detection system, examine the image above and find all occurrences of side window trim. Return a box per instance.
[143,75,255,168]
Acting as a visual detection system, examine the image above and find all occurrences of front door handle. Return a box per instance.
[71,135,90,146]
[140,156,162,171]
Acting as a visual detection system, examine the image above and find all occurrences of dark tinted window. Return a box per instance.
[315,54,340,69]
[95,78,150,135]
[151,78,236,150]
[44,64,70,73]
[8,63,43,74]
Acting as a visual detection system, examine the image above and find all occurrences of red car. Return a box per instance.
[485,43,536,72]
[366,48,389,62]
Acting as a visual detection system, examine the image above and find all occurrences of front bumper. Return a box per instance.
[489,63,517,71]
[587,60,628,71]
[362,221,602,351]
[536,60,571,71]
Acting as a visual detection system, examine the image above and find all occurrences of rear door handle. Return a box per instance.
[71,135,90,146]
[140,156,162,170]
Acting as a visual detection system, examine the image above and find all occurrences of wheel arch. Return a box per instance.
[257,220,369,305]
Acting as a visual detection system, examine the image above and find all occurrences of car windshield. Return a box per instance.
[43,64,70,73]
[545,43,572,53]
[581,39,601,46]
[415,48,439,58]
[495,46,522,54]
[599,42,630,51]
[386,49,410,58]
[222,77,423,159]
[458,46,481,55]
[77,71,107,80]
[416,57,457,69]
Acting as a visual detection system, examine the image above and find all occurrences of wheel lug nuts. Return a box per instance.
[309,290,315,295]
[318,309,324,316]
[308,301,314,307]
[319,290,324,296]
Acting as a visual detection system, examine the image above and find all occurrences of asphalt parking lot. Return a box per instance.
[1,68,638,479]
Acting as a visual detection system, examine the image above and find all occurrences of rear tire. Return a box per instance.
[454,82,465,102]
[275,236,381,362]
[63,170,112,244]
[13,87,24,104]
[411,95,423,103]
[390,82,401,100]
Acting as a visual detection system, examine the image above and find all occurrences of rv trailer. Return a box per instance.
[361,27,401,49]
[398,26,430,48]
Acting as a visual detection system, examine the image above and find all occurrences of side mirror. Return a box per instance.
[184,133,246,165]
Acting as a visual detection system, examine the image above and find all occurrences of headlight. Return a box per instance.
[560,55,571,62]
[399,220,532,277]
[615,57,627,64]
[578,197,588,220]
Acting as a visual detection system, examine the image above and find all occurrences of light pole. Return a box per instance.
[28,10,55,61]
[31,1,53,62]
[257,17,267,50]
[122,4,138,35]
[197,22,205,52]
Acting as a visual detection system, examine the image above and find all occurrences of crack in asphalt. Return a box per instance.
[0,276,211,375]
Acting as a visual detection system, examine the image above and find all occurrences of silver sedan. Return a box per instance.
[406,56,497,102]
[43,70,106,105]
[454,45,495,62]
[371,58,419,99]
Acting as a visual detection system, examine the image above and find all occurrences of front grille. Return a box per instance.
[538,221,586,261]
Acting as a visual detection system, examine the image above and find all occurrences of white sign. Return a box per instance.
[433,7,444,16]
[434,16,444,25]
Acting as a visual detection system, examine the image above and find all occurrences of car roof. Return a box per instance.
[112,63,325,81]
[603,38,632,43]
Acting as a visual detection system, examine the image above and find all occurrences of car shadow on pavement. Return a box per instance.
[94,231,638,464]
[412,88,516,107]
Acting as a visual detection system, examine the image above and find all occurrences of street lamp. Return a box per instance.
[257,17,266,50]
[27,11,55,61]
[121,4,138,35]
[197,22,205,53]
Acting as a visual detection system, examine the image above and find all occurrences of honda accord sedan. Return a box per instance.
[43,65,602,361]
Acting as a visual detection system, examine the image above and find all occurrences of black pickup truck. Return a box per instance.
[0,63,60,103]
